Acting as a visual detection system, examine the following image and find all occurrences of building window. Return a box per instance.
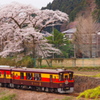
[92,34,96,43]
[69,34,72,39]
[86,35,89,43]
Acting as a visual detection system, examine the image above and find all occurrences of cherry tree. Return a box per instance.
[0,2,69,58]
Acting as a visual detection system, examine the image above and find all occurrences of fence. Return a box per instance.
[36,58,100,67]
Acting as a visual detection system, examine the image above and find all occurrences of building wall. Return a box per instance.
[63,29,100,58]
[40,58,100,67]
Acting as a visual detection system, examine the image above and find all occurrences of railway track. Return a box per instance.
[0,87,95,100]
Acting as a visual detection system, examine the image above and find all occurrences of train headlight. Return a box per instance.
[65,80,68,84]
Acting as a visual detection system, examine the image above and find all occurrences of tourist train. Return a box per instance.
[0,67,74,93]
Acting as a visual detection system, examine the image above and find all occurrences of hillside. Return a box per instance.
[42,0,99,22]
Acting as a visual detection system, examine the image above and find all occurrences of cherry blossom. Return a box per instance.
[0,2,69,58]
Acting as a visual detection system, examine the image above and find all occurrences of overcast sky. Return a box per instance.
[0,0,53,9]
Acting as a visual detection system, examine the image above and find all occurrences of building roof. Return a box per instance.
[62,28,76,34]
[0,65,10,68]
[12,68,73,74]
[97,32,100,35]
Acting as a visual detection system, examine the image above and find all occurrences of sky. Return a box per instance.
[0,0,53,9]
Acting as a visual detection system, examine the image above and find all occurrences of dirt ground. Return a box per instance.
[0,87,88,100]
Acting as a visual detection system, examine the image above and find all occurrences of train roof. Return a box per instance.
[0,67,11,71]
[0,67,73,74]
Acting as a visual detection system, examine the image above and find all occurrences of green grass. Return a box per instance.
[56,97,73,100]
[0,94,16,100]
[0,91,8,95]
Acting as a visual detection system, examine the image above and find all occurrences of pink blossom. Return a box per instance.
[0,2,69,57]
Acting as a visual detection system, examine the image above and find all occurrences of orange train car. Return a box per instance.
[0,68,74,93]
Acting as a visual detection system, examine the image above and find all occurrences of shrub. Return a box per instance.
[16,56,34,68]
[77,86,100,99]
[93,74,100,78]
[40,65,48,68]
[0,56,34,68]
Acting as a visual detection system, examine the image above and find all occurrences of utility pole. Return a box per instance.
[74,44,76,58]
[73,43,76,67]
[52,24,54,59]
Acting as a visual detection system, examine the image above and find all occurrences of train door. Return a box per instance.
[50,75,53,87]
[4,71,6,83]
[4,72,6,78]
[59,73,63,81]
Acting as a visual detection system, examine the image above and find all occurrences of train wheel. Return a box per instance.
[42,87,45,92]
[39,87,42,92]
[20,85,24,89]
[0,83,3,87]
[21,85,24,89]
[31,86,36,91]
[9,83,14,88]
[48,88,54,93]
[6,83,10,88]
[54,88,58,93]
[36,87,42,92]
[15,85,21,89]
[3,83,7,87]
[26,86,30,90]
[14,84,17,89]
[45,88,49,92]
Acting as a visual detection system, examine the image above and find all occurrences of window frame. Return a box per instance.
[34,73,41,81]
[20,72,24,79]
[26,73,33,80]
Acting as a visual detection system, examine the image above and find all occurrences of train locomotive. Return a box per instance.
[0,68,74,93]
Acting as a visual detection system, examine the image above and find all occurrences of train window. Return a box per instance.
[54,76,56,81]
[34,73,41,81]
[65,75,68,80]
[20,72,24,79]
[16,74,18,77]
[59,73,63,81]
[69,72,73,80]
[26,73,32,80]
[7,74,9,77]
